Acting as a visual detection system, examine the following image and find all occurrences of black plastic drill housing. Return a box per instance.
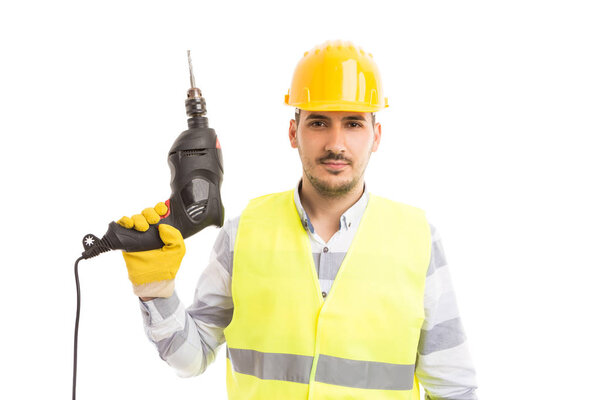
[165,115,224,238]
[96,113,224,254]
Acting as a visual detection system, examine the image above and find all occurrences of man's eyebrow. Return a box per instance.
[304,114,367,122]
[341,115,367,122]
[305,114,331,121]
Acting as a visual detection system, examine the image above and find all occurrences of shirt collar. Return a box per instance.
[293,179,370,233]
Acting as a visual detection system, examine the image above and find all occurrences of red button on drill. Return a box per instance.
[161,199,171,219]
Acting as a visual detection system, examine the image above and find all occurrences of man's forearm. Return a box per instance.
[140,293,217,377]
[139,220,235,376]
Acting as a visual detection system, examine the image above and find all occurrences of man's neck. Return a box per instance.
[298,176,365,229]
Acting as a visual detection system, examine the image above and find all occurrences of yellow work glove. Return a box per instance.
[117,202,185,298]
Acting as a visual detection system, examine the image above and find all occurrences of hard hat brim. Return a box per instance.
[284,98,388,113]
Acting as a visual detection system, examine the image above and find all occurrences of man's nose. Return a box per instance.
[324,124,346,154]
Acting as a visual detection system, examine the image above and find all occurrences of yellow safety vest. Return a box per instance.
[223,190,431,399]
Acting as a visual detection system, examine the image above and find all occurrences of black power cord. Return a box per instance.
[73,256,84,400]
[73,235,111,399]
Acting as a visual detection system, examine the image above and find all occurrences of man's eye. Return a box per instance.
[348,122,363,128]
[309,121,326,127]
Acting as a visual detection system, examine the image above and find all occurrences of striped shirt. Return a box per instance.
[140,182,478,399]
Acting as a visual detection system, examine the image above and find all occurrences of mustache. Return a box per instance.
[318,153,352,164]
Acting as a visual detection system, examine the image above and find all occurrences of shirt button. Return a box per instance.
[323,247,329,253]
[322,291,327,298]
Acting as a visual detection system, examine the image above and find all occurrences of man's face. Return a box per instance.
[289,110,382,198]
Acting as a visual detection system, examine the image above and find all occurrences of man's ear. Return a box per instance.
[371,122,382,152]
[289,119,298,148]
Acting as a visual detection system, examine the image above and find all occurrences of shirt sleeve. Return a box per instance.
[416,223,478,399]
[138,217,239,377]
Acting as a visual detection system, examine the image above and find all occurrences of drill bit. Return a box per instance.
[187,50,196,89]
[187,50,202,100]
[185,50,206,118]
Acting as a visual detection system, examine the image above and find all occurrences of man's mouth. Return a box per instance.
[321,161,349,170]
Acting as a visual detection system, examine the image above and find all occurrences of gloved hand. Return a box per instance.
[117,202,185,298]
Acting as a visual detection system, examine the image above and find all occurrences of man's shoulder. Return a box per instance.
[369,193,426,215]
[373,196,442,242]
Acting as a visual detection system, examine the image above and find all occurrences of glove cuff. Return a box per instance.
[133,279,175,298]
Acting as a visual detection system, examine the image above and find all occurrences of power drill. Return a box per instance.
[80,50,224,257]
[72,51,224,400]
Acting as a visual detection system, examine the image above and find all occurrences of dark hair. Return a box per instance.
[295,109,376,128]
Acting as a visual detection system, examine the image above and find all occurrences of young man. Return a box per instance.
[119,40,478,399]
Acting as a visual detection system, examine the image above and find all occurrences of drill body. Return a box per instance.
[102,115,224,253]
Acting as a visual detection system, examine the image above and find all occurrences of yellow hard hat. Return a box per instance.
[284,40,388,112]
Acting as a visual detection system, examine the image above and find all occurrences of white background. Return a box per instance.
[1,1,599,399]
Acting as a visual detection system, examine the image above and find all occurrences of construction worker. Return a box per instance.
[119,40,478,399]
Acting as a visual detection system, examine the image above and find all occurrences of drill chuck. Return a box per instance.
[186,91,207,118]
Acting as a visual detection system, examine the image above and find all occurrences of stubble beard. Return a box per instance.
[303,158,366,199]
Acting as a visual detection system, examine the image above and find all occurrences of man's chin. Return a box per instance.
[307,175,358,198]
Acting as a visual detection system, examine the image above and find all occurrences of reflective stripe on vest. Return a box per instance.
[223,190,431,399]
[226,346,416,390]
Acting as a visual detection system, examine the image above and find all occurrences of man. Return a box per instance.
[119,40,478,399]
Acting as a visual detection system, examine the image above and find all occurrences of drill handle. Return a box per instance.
[103,215,175,253]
